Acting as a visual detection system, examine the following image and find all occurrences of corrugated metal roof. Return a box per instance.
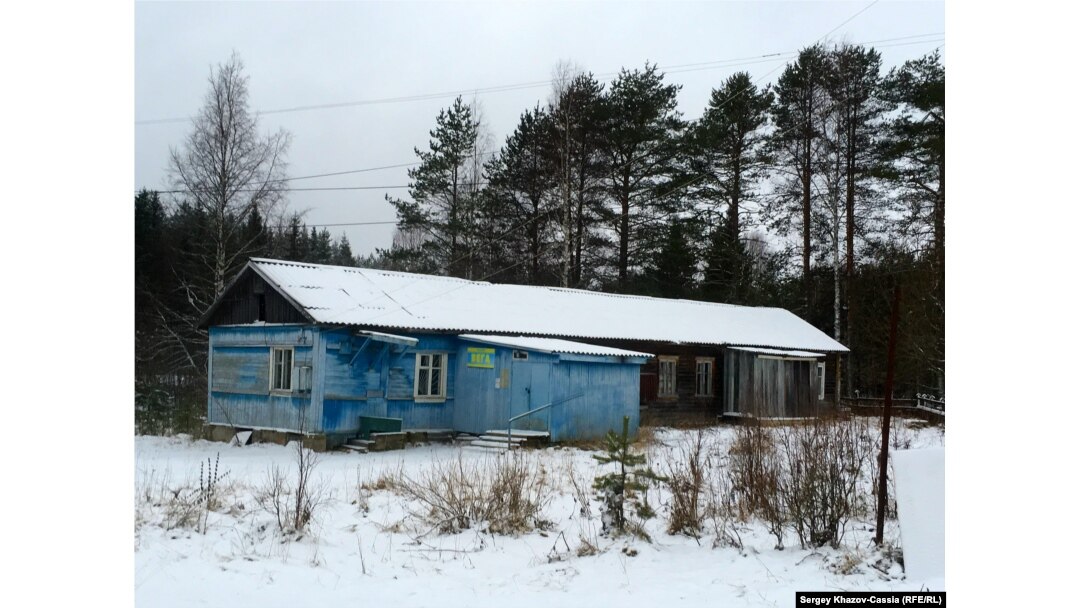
[246,258,849,353]
[728,346,825,358]
[459,334,653,358]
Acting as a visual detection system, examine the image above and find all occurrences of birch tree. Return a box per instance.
[168,52,291,301]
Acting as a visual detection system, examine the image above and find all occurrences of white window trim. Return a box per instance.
[269,346,294,394]
[658,356,678,398]
[413,351,448,402]
[695,357,714,397]
[816,361,826,401]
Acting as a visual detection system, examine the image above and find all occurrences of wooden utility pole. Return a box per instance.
[875,283,901,546]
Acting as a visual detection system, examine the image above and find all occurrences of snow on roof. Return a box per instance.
[728,346,825,358]
[459,334,653,358]
[355,330,419,346]
[246,258,849,353]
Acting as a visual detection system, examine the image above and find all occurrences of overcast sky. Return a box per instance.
[135,1,944,256]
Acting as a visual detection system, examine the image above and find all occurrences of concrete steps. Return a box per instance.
[341,438,374,454]
[468,429,551,451]
[467,439,522,451]
[340,429,550,454]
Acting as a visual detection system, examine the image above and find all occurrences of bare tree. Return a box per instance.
[169,52,291,300]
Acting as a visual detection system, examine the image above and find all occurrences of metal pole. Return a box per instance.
[875,284,901,546]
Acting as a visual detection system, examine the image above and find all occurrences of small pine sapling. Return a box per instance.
[592,416,665,538]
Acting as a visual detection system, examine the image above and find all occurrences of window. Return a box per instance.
[695,357,714,397]
[816,361,826,401]
[270,347,293,392]
[414,352,447,401]
[658,356,677,397]
[512,349,529,360]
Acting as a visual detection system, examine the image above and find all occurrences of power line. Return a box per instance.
[275,152,496,183]
[821,0,881,42]
[136,25,938,125]
[266,220,399,229]
[281,162,419,182]
[146,181,489,195]
[153,185,409,194]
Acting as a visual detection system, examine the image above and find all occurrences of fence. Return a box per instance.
[841,394,945,421]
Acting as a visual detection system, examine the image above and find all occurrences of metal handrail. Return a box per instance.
[505,393,583,450]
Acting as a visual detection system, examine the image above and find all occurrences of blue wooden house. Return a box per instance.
[199,259,847,448]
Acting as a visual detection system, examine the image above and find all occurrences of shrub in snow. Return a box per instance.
[257,442,326,535]
[389,451,552,536]
[729,423,787,548]
[726,418,877,550]
[660,430,709,538]
[157,453,231,534]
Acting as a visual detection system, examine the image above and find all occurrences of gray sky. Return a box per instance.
[135,1,944,256]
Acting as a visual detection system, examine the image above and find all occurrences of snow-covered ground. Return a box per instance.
[134,420,944,607]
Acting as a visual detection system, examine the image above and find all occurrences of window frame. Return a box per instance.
[658,355,678,398]
[413,351,449,402]
[695,357,714,397]
[816,361,826,401]
[269,346,294,394]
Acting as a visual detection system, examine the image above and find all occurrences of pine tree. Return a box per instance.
[307,227,333,264]
[593,416,665,537]
[548,68,608,288]
[646,217,698,298]
[598,64,685,291]
[387,96,482,278]
[483,105,559,284]
[333,234,355,266]
[822,44,887,399]
[241,207,269,259]
[561,74,609,289]
[689,72,773,247]
[879,50,945,393]
[285,215,306,261]
[769,45,830,313]
[701,213,750,303]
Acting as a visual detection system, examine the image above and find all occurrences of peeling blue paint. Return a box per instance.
[207,326,644,440]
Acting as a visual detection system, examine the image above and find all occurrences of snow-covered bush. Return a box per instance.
[775,417,876,549]
[256,442,327,534]
[389,451,552,536]
[725,417,878,550]
[659,430,709,537]
[728,423,787,548]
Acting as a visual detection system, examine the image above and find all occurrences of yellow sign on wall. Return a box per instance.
[466,347,495,369]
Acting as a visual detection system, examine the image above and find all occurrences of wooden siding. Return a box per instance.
[595,340,724,411]
[319,327,374,434]
[319,330,457,434]
[452,342,642,441]
[207,325,321,431]
[205,267,309,327]
[208,320,837,439]
[552,336,842,417]
[547,360,640,441]
[723,349,822,418]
